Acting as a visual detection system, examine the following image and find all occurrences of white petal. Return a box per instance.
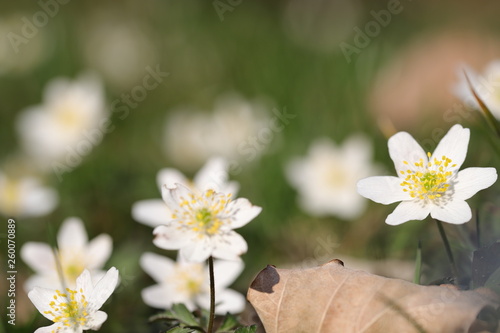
[28,287,59,320]
[388,131,427,175]
[161,183,192,211]
[86,267,119,312]
[153,224,192,250]
[179,238,214,263]
[77,269,94,298]
[34,323,63,333]
[386,201,430,225]
[86,234,113,269]
[211,232,248,261]
[213,259,244,288]
[58,217,88,250]
[430,200,472,224]
[141,284,175,309]
[20,180,59,217]
[197,288,246,314]
[225,198,262,229]
[85,311,108,330]
[431,124,469,171]
[194,157,230,192]
[132,199,172,227]
[156,168,188,190]
[21,242,56,274]
[139,252,175,283]
[357,176,410,204]
[453,167,497,200]
[214,289,246,314]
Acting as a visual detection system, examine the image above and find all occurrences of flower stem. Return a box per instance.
[435,219,459,285]
[207,256,215,333]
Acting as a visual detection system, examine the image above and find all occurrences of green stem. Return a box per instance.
[413,240,422,285]
[207,256,215,333]
[435,219,459,285]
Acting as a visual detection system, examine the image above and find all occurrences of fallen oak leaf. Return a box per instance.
[247,259,499,333]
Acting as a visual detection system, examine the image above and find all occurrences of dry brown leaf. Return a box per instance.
[247,259,500,333]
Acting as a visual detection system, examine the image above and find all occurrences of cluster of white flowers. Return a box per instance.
[22,218,119,332]
[133,157,261,314]
[0,73,108,219]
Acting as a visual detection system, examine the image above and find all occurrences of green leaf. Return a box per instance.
[233,325,258,333]
[166,327,197,333]
[171,303,200,327]
[216,313,239,332]
[149,309,177,323]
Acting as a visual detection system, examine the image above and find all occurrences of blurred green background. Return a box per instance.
[1,0,500,332]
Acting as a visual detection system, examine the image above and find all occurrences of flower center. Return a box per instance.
[44,288,89,328]
[171,264,205,298]
[0,179,20,214]
[399,153,456,201]
[173,189,231,236]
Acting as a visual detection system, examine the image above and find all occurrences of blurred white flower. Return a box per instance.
[21,217,112,291]
[80,16,158,90]
[0,172,58,218]
[286,135,378,219]
[132,157,239,228]
[357,124,497,225]
[16,73,107,170]
[453,60,500,119]
[140,252,245,314]
[164,95,270,171]
[28,267,119,333]
[154,184,261,262]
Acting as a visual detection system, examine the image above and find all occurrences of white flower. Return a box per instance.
[132,157,239,228]
[80,16,158,90]
[21,217,112,291]
[164,95,270,171]
[0,172,58,218]
[286,135,378,219]
[453,60,500,119]
[28,267,119,333]
[16,73,107,170]
[153,184,261,262]
[357,124,497,225]
[140,252,245,314]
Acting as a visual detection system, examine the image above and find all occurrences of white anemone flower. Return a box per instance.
[153,184,261,262]
[21,217,112,291]
[164,95,270,170]
[28,267,119,333]
[16,73,107,170]
[453,60,500,119]
[0,172,58,218]
[132,157,239,228]
[286,135,378,219]
[357,124,497,225]
[140,252,245,314]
